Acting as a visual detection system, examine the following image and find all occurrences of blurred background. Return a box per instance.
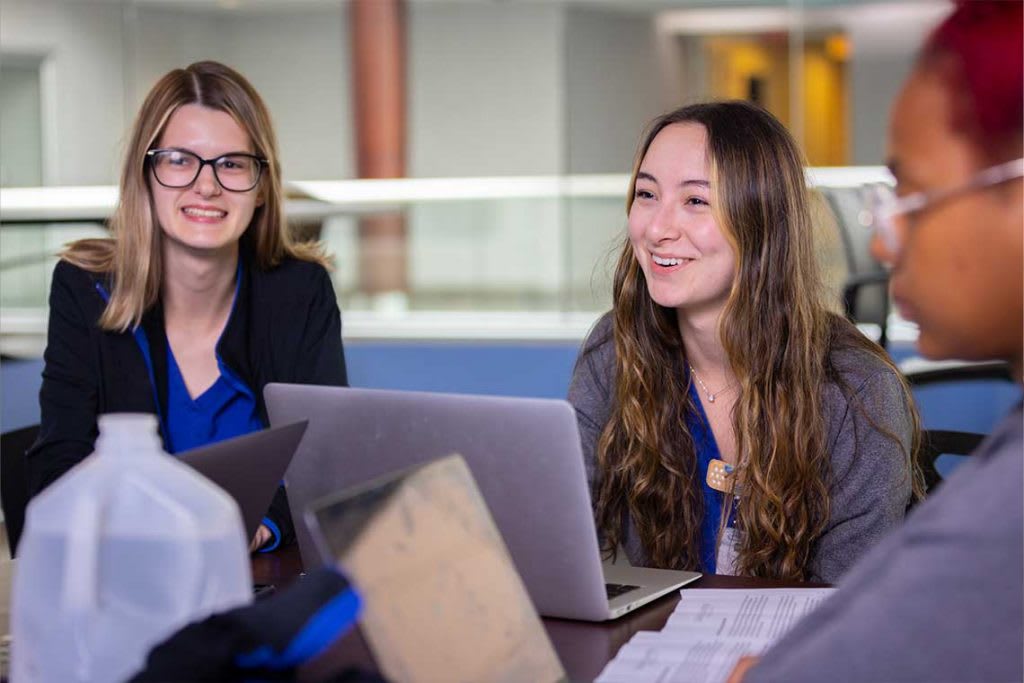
[5,0,1018,440]
[0,0,947,316]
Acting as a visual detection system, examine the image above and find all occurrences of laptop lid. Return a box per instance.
[305,454,564,683]
[177,421,307,539]
[265,384,611,621]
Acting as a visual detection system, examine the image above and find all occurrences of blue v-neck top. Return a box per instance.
[163,343,262,455]
[124,264,276,549]
[154,264,262,454]
[685,379,737,574]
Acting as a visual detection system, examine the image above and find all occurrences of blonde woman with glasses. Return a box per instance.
[569,101,923,583]
[26,61,347,553]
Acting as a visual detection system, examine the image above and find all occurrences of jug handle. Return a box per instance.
[134,477,205,615]
[61,477,205,616]
[62,490,102,612]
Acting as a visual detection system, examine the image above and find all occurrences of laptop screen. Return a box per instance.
[306,454,564,683]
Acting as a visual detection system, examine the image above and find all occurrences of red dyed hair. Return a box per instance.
[922,0,1023,160]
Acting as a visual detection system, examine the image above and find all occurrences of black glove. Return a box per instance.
[131,567,371,682]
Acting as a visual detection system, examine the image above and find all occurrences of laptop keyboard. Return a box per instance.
[605,582,641,600]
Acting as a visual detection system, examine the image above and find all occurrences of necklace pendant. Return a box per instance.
[708,393,716,403]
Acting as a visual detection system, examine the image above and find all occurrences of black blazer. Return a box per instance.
[27,251,348,546]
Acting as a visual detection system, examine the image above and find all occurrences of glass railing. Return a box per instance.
[0,168,908,355]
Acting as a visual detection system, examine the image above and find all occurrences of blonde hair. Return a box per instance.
[62,60,326,332]
[594,102,922,579]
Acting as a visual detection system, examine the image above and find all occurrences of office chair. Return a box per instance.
[918,428,986,493]
[904,360,1016,494]
[819,186,892,348]
[1,423,38,557]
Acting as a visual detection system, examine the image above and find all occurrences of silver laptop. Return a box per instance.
[177,421,307,539]
[265,384,699,621]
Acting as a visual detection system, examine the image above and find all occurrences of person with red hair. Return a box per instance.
[730,2,1022,681]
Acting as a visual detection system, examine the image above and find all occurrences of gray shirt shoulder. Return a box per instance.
[748,403,1023,683]
[566,312,915,581]
[568,312,617,492]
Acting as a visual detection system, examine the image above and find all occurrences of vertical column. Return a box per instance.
[350,0,408,307]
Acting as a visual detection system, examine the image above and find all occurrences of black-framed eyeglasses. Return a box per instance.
[146,148,268,192]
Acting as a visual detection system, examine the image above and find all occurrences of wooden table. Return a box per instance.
[252,545,824,682]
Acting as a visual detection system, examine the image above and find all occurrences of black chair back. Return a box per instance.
[907,360,1015,496]
[1,424,38,557]
[919,428,986,494]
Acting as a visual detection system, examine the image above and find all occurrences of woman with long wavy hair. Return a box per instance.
[569,100,921,582]
[26,61,347,553]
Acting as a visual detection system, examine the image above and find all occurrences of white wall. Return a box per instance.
[0,60,44,187]
[1,0,127,185]
[843,3,947,164]
[127,7,229,114]
[407,2,564,178]
[564,7,664,174]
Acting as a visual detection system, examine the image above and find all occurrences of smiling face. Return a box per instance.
[628,123,736,319]
[875,66,1023,363]
[150,104,262,261]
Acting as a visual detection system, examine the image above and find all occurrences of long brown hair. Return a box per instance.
[62,60,326,332]
[594,101,921,580]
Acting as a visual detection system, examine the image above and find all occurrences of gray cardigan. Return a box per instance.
[567,313,915,583]
[747,402,1023,683]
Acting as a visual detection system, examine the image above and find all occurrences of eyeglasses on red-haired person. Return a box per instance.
[859,157,1024,258]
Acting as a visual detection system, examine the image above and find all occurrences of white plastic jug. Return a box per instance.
[12,413,253,683]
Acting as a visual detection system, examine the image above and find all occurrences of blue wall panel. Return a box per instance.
[345,342,581,399]
[5,342,1020,465]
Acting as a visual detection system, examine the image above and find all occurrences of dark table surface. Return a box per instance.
[252,545,825,683]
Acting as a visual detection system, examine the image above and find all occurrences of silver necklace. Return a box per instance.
[689,364,735,404]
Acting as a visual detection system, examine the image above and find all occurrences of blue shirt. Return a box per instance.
[163,337,280,551]
[163,347,262,455]
[125,264,281,551]
[685,379,737,573]
[154,265,261,452]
